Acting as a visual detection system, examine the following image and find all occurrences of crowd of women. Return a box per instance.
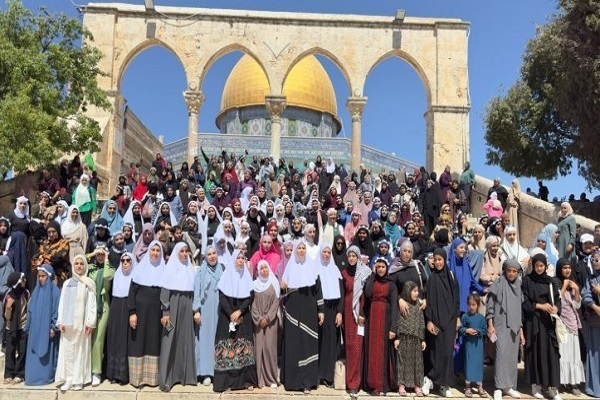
[0,152,599,400]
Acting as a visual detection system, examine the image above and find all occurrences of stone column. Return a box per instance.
[346,96,367,172]
[424,104,470,175]
[183,90,205,165]
[265,95,287,163]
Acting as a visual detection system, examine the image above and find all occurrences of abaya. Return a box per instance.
[424,248,459,389]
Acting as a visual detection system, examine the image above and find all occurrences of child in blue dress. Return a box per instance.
[459,293,487,398]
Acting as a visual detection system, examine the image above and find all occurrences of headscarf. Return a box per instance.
[281,240,319,289]
[332,234,348,271]
[500,226,527,263]
[389,240,417,274]
[250,234,281,275]
[122,200,142,237]
[217,249,254,298]
[13,196,29,219]
[318,242,342,300]
[61,205,83,236]
[112,252,136,298]
[74,174,92,207]
[132,223,155,262]
[560,201,574,217]
[54,200,69,225]
[396,281,425,340]
[132,240,166,287]
[28,264,59,357]
[71,254,96,331]
[100,199,124,235]
[424,248,459,330]
[487,258,522,335]
[528,253,553,284]
[253,260,281,298]
[541,224,560,263]
[277,240,294,279]
[161,242,195,292]
[346,245,372,321]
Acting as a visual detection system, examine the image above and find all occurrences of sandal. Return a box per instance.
[398,385,408,396]
[465,387,474,398]
[12,377,22,384]
[3,378,12,385]
[479,387,489,398]
[415,386,424,397]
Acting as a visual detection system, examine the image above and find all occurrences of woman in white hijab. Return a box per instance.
[251,260,280,389]
[500,226,529,269]
[127,240,165,388]
[316,242,343,388]
[213,250,257,392]
[72,174,96,226]
[55,254,97,391]
[280,240,324,394]
[61,205,89,264]
[158,242,197,392]
[106,252,136,384]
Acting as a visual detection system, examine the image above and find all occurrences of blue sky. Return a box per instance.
[17,0,595,200]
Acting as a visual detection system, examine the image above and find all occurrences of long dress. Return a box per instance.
[342,266,365,392]
[251,285,279,387]
[582,274,600,397]
[424,262,459,389]
[486,273,522,391]
[55,278,97,386]
[318,287,343,385]
[459,312,486,383]
[89,260,115,376]
[158,289,197,391]
[362,274,398,394]
[213,292,257,392]
[522,274,561,388]
[557,214,576,259]
[558,289,585,385]
[106,295,130,383]
[193,261,224,378]
[281,282,324,391]
[24,274,60,386]
[127,282,162,387]
[396,301,425,389]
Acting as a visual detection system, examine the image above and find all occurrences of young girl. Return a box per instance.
[460,294,488,398]
[55,254,97,391]
[395,281,426,397]
[24,265,60,386]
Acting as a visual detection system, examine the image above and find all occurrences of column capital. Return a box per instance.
[265,95,287,122]
[346,96,368,122]
[183,90,205,115]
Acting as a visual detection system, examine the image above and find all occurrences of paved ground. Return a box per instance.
[0,358,592,399]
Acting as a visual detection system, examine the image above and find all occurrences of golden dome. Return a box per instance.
[218,54,339,128]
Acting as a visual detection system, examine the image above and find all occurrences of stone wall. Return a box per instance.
[471,176,598,246]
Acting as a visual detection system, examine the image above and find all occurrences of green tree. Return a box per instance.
[0,0,110,179]
[484,0,600,188]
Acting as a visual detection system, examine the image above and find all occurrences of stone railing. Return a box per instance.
[471,175,598,246]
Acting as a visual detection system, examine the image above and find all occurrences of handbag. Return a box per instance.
[334,359,346,390]
[549,283,568,344]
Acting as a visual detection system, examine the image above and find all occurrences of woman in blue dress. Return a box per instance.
[193,245,225,386]
[24,264,60,386]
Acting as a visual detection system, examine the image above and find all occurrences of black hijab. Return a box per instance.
[332,234,348,271]
[424,248,459,331]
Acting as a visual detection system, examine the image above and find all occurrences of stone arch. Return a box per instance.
[199,44,272,92]
[116,39,187,92]
[367,50,433,106]
[283,47,352,95]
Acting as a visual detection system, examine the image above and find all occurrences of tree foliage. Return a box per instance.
[0,0,110,178]
[484,0,600,188]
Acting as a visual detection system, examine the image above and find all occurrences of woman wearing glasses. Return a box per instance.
[106,252,136,384]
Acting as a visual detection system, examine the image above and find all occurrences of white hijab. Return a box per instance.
[132,240,166,287]
[281,240,319,289]
[253,260,281,298]
[112,252,136,298]
[74,174,91,207]
[217,249,254,299]
[318,242,342,300]
[61,205,83,236]
[161,242,195,292]
[13,196,29,219]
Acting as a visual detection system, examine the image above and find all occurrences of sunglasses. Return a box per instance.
[121,258,132,263]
